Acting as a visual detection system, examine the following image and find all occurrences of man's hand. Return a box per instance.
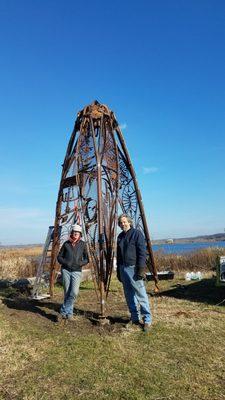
[135,268,146,280]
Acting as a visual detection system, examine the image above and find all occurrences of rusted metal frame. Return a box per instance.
[95,117,119,296]
[99,115,107,165]
[101,168,114,274]
[77,194,100,302]
[50,128,80,296]
[104,126,120,297]
[61,153,79,222]
[82,179,100,287]
[101,182,110,281]
[115,127,159,289]
[49,201,62,295]
[71,125,100,299]
[105,196,118,297]
[50,101,157,309]
[62,146,78,183]
[117,149,138,218]
[88,239,99,286]
[84,197,97,222]
[49,187,65,296]
[98,119,109,291]
[62,127,77,173]
[102,193,113,294]
[101,171,114,284]
[60,207,78,225]
[64,127,76,159]
[83,208,100,297]
[75,125,100,300]
[90,116,106,317]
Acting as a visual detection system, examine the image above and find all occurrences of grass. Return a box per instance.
[154,247,225,272]
[1,246,224,280]
[0,247,42,279]
[0,273,225,400]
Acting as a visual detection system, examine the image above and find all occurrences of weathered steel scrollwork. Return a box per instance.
[50,101,158,316]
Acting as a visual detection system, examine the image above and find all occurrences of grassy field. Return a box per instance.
[0,273,225,400]
[154,247,225,272]
[0,247,42,279]
[1,246,224,280]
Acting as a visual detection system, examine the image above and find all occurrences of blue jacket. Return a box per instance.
[117,227,146,273]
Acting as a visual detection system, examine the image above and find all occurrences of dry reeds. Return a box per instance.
[0,246,42,279]
[0,246,224,280]
[154,247,225,272]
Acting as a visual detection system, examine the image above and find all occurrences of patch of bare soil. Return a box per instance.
[0,286,131,336]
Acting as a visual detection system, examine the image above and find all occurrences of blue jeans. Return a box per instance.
[120,265,152,324]
[60,269,82,318]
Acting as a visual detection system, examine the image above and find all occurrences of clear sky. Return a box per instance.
[0,0,225,244]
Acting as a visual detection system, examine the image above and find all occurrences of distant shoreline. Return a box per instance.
[1,233,225,248]
[152,233,225,245]
[152,239,225,245]
[0,244,43,249]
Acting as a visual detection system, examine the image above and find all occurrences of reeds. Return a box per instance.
[154,247,225,272]
[1,246,224,280]
[0,246,42,279]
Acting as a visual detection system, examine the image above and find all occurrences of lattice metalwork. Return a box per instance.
[50,101,158,316]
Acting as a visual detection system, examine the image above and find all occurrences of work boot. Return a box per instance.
[125,320,142,331]
[57,314,67,325]
[143,322,151,333]
[67,315,77,322]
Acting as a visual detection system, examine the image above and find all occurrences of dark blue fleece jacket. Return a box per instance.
[117,227,146,273]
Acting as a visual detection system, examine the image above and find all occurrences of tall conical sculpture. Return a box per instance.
[50,101,158,317]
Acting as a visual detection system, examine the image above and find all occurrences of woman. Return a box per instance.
[57,224,89,321]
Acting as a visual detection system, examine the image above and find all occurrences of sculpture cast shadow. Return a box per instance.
[157,277,225,306]
[1,292,129,326]
[2,296,58,322]
[74,307,129,325]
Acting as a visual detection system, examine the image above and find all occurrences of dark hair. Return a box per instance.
[118,214,133,227]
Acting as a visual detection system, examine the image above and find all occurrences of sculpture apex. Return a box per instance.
[78,100,112,119]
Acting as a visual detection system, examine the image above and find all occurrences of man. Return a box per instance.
[57,224,89,322]
[117,214,152,332]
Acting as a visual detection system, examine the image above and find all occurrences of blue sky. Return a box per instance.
[0,0,225,244]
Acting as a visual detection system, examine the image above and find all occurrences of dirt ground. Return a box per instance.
[0,281,139,336]
[1,273,224,336]
[1,275,225,400]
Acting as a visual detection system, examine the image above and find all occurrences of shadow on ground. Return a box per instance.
[1,290,129,328]
[74,307,129,325]
[2,295,59,322]
[156,277,225,306]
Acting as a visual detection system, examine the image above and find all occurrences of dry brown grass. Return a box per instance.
[0,275,225,400]
[154,247,225,272]
[1,246,224,281]
[0,246,42,279]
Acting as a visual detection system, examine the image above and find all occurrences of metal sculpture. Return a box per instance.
[50,100,158,317]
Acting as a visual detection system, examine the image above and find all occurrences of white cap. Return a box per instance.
[71,224,82,234]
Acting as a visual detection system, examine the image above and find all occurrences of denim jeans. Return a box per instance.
[120,265,152,324]
[60,269,82,318]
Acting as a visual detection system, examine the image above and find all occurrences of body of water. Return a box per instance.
[152,241,225,255]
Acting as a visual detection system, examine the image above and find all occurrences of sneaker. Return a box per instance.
[143,323,151,333]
